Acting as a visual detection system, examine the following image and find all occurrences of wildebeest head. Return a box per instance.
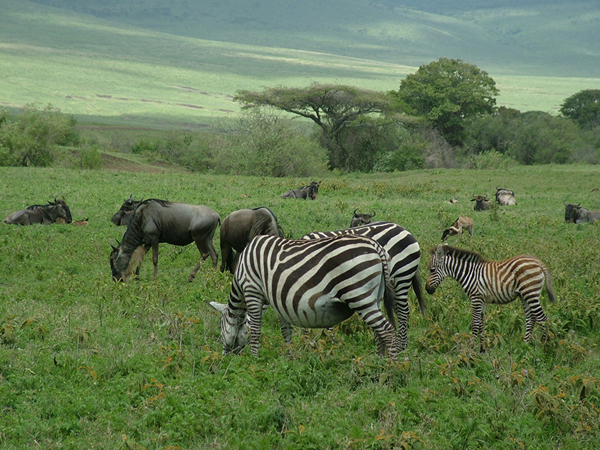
[471,194,490,211]
[112,195,142,226]
[350,209,376,228]
[495,188,517,206]
[564,201,581,223]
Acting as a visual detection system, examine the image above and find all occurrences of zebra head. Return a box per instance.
[425,245,449,295]
[208,301,249,355]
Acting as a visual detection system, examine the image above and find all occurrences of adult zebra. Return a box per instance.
[209,234,399,360]
[302,221,425,352]
[425,244,556,352]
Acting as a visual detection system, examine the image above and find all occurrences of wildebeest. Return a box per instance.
[564,202,580,223]
[281,181,321,200]
[570,205,600,224]
[350,209,376,227]
[111,195,142,226]
[109,199,220,282]
[495,188,517,206]
[3,197,72,225]
[441,216,474,241]
[219,207,283,273]
[471,194,490,211]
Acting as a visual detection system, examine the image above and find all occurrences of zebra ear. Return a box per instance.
[436,245,446,258]
[207,301,227,313]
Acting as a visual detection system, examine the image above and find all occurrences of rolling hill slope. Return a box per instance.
[1,0,598,128]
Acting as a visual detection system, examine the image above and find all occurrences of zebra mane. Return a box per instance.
[433,245,490,264]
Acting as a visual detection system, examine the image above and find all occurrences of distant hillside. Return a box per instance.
[0,0,598,128]
[27,0,600,77]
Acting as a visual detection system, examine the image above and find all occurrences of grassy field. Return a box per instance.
[0,165,599,449]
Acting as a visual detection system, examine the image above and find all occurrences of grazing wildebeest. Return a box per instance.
[495,188,517,206]
[564,202,580,223]
[570,205,600,224]
[281,181,321,200]
[3,197,72,225]
[471,194,490,211]
[109,199,220,282]
[426,244,555,352]
[441,216,474,241]
[209,234,398,359]
[302,221,425,353]
[350,209,376,227]
[219,207,283,273]
[111,195,142,226]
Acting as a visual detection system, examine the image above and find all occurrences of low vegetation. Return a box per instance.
[1,165,599,449]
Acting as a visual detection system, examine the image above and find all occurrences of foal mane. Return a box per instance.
[433,245,490,264]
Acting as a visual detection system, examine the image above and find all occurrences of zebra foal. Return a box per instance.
[302,221,425,352]
[425,245,555,352]
[209,234,399,359]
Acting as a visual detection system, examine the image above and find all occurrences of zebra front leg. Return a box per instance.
[279,319,293,346]
[469,299,486,353]
[246,300,265,357]
[357,309,397,361]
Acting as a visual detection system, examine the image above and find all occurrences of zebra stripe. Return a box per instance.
[211,234,398,359]
[425,244,555,351]
[302,221,424,352]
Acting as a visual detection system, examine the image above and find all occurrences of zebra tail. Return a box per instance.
[543,265,556,303]
[384,279,396,330]
[412,272,427,316]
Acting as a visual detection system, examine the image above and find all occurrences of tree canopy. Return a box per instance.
[559,89,600,130]
[234,84,390,170]
[392,58,499,146]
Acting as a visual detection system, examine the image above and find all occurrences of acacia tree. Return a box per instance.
[392,58,499,146]
[234,84,390,170]
[559,89,600,130]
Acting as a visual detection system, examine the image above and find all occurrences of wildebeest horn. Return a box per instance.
[353,208,359,217]
[371,210,376,218]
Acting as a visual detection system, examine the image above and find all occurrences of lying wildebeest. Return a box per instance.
[570,205,600,224]
[471,194,490,211]
[219,207,283,273]
[564,201,580,223]
[281,181,321,200]
[110,199,220,282]
[111,195,142,226]
[3,196,72,225]
[495,188,517,206]
[350,209,376,227]
[441,216,474,241]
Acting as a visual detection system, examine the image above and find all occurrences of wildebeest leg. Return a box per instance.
[219,243,232,273]
[189,240,219,282]
[151,243,159,279]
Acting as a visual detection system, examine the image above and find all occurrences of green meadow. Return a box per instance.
[0,165,599,449]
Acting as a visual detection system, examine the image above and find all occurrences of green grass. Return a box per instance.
[0,165,599,449]
[1,0,599,129]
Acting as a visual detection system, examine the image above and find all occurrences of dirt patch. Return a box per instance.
[102,153,191,173]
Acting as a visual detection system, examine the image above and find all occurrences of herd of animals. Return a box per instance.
[3,184,599,360]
